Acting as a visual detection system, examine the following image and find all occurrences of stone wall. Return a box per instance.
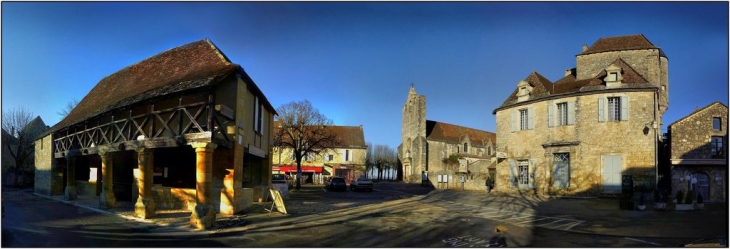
[399,87,428,182]
[669,103,728,159]
[576,49,668,116]
[34,134,64,196]
[668,102,727,202]
[495,90,659,195]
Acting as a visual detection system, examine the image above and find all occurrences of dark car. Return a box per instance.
[326,177,347,191]
[350,177,374,192]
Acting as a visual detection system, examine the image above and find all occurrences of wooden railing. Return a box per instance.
[53,97,232,156]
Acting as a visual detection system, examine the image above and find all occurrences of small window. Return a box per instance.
[520,109,529,130]
[711,136,724,158]
[520,87,527,95]
[713,117,722,131]
[608,72,618,81]
[463,143,468,153]
[345,150,350,161]
[607,97,621,121]
[556,102,568,126]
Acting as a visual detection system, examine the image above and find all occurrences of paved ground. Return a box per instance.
[8,182,728,247]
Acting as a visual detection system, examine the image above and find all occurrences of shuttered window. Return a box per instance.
[600,96,629,122]
[520,109,529,130]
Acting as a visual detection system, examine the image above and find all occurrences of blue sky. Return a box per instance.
[2,2,728,149]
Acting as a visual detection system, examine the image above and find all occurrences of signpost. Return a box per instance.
[266,189,288,216]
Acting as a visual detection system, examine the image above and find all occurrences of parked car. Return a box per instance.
[350,177,374,192]
[326,176,347,191]
[271,173,289,198]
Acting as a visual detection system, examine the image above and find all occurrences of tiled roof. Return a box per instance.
[668,101,729,128]
[587,58,649,85]
[579,34,664,56]
[273,121,366,148]
[425,120,495,148]
[497,58,652,111]
[503,71,553,103]
[50,39,243,133]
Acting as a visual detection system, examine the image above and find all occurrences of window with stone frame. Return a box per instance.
[607,97,621,121]
[556,102,569,126]
[711,136,724,158]
[713,117,722,131]
[520,109,529,130]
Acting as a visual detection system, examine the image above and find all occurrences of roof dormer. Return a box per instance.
[604,64,623,89]
[516,80,533,102]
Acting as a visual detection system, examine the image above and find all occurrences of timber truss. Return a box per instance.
[53,94,233,158]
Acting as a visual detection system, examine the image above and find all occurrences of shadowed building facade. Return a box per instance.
[667,102,727,202]
[34,39,276,229]
[492,34,668,196]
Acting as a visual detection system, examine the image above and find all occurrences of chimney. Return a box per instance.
[564,68,576,77]
[582,44,588,52]
[359,125,363,130]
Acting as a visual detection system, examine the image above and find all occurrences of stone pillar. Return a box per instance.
[64,155,77,200]
[99,150,116,209]
[135,147,156,219]
[190,142,217,229]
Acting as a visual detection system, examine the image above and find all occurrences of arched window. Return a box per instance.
[463,143,468,153]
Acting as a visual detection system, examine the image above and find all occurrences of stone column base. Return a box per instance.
[64,186,77,200]
[99,191,117,209]
[190,204,216,230]
[134,198,156,219]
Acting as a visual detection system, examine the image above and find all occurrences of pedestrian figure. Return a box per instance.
[486,177,493,193]
[421,171,427,187]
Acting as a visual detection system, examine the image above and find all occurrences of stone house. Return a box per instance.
[271,123,367,184]
[398,86,496,191]
[667,101,727,202]
[492,34,668,196]
[3,116,49,187]
[34,39,276,229]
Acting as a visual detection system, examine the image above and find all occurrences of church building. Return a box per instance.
[398,86,496,190]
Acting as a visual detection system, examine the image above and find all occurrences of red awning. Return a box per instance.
[275,166,323,173]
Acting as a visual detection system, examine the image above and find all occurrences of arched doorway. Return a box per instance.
[693,172,710,202]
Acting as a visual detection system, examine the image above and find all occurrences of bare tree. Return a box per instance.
[273,100,339,190]
[56,99,79,118]
[372,144,397,181]
[2,107,48,187]
[365,142,374,178]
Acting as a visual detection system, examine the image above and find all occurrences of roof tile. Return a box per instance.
[51,39,238,132]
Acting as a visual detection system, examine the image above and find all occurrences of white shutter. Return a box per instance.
[511,110,516,132]
[529,159,537,189]
[509,160,515,188]
[254,96,260,132]
[598,98,605,122]
[567,101,575,125]
[620,96,629,121]
[548,101,554,127]
[527,107,534,130]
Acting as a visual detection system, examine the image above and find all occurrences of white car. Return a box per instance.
[272,174,289,198]
[350,177,374,192]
